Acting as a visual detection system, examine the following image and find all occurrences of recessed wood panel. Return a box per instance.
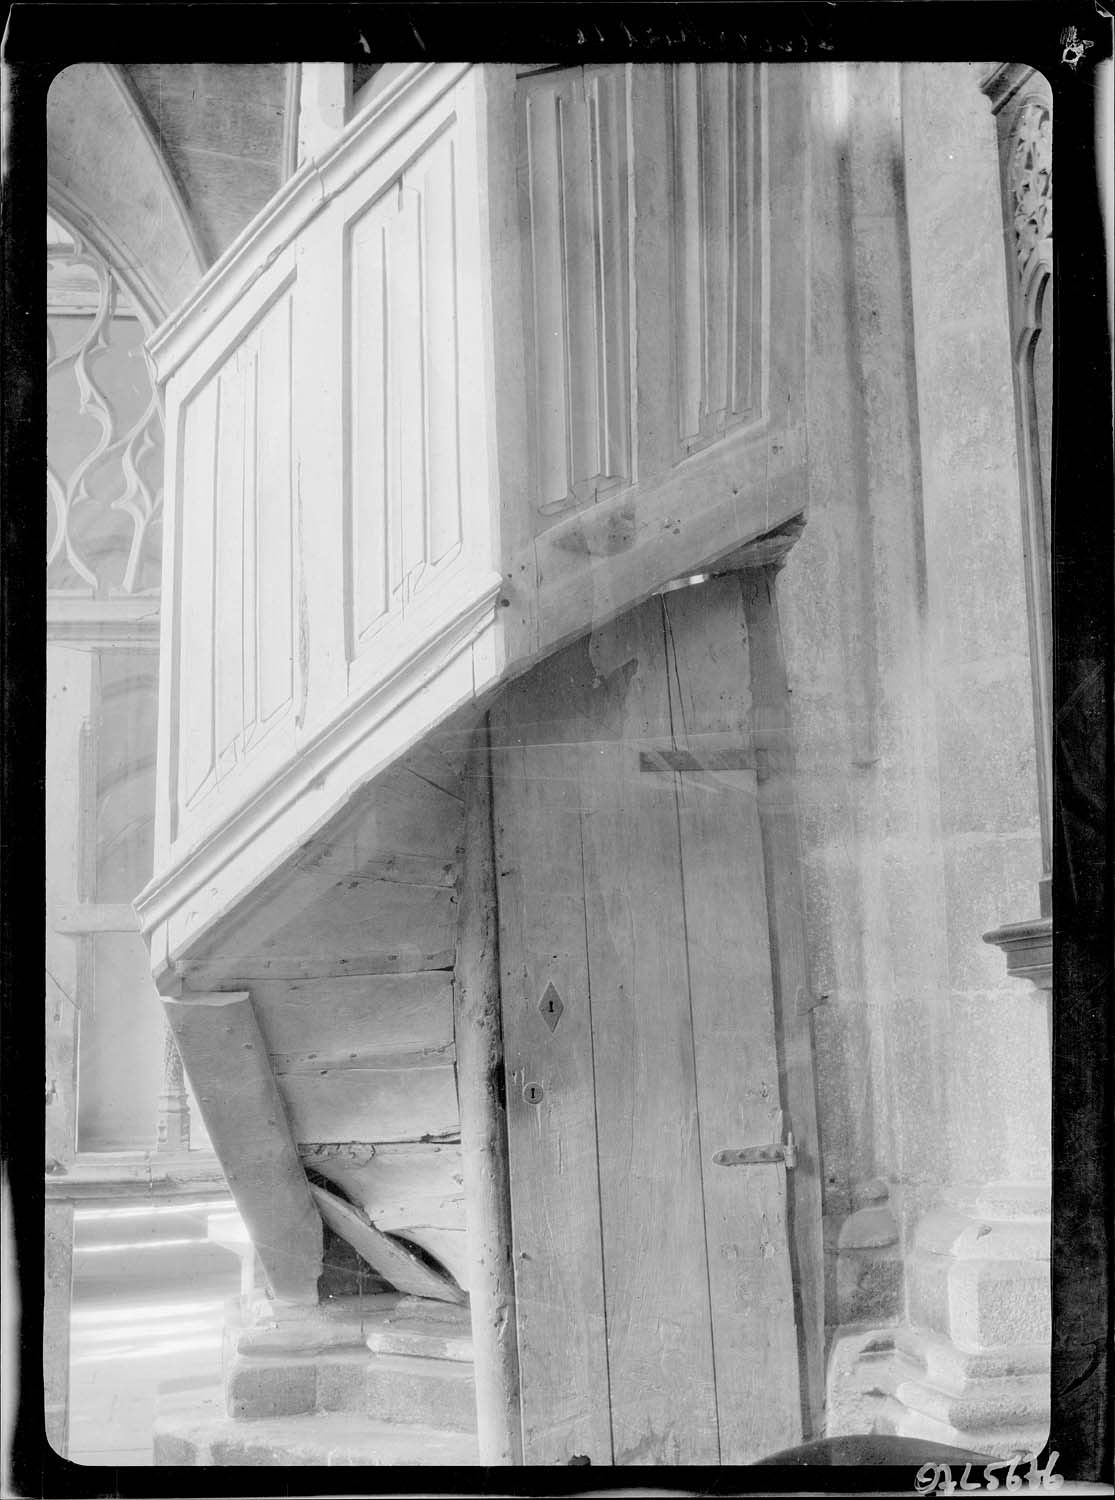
[347,126,465,658]
[178,380,219,809]
[670,63,764,453]
[253,297,295,726]
[520,66,632,520]
[175,286,295,823]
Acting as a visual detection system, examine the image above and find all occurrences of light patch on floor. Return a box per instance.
[68,1276,238,1467]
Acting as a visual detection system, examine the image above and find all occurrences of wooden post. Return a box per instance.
[162,991,322,1304]
[454,723,522,1465]
[297,63,351,166]
[738,562,826,1441]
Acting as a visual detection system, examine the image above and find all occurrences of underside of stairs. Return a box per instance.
[169,709,487,1305]
[155,1294,481,1466]
[155,706,503,1461]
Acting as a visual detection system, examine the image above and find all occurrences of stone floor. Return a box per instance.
[68,1265,241,1467]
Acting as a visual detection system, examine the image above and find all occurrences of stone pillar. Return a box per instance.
[894,61,1050,1458]
[155,1021,191,1154]
[779,59,956,1432]
[979,62,1053,1010]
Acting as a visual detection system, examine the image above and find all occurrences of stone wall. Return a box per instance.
[777,61,1049,1452]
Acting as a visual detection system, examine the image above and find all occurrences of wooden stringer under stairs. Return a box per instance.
[164,717,487,1306]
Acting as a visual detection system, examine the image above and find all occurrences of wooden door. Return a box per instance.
[492,576,804,1466]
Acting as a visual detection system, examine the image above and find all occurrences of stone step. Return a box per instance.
[895,1371,1050,1430]
[891,1404,1049,1464]
[366,1312,473,1363]
[364,1352,477,1432]
[225,1340,477,1428]
[72,1197,243,1287]
[154,1401,481,1467]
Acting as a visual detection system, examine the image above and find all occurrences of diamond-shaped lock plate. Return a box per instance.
[539,981,564,1032]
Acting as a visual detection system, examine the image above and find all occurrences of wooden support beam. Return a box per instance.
[161,991,322,1304]
[454,724,522,1465]
[308,1183,465,1305]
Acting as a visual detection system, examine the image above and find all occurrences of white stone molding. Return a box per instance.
[46,595,160,648]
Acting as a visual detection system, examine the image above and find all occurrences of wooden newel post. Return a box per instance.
[161,991,322,1304]
[455,723,522,1465]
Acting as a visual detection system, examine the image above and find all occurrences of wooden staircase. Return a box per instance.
[162,716,486,1311]
[151,712,508,1461]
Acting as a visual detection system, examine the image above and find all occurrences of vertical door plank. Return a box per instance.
[577,604,719,1466]
[740,565,826,1440]
[492,674,612,1464]
[662,577,802,1462]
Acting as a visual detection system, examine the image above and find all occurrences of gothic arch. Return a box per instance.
[47,62,209,326]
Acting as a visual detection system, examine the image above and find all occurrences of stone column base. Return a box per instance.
[826,1184,1050,1460]
[219,1292,477,1429]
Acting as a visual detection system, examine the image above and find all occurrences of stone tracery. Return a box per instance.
[46,216,164,597]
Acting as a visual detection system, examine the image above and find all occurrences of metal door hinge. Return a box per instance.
[714,1111,796,1169]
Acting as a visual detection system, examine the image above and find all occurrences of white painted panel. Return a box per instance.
[588,70,630,485]
[524,87,568,511]
[254,293,295,727]
[241,338,259,741]
[391,186,426,603]
[702,64,730,427]
[559,77,602,493]
[672,64,706,447]
[520,66,632,523]
[350,200,391,643]
[214,356,246,773]
[178,382,218,809]
[731,65,762,420]
[420,132,462,568]
[143,68,506,973]
[348,115,473,658]
[670,64,765,454]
